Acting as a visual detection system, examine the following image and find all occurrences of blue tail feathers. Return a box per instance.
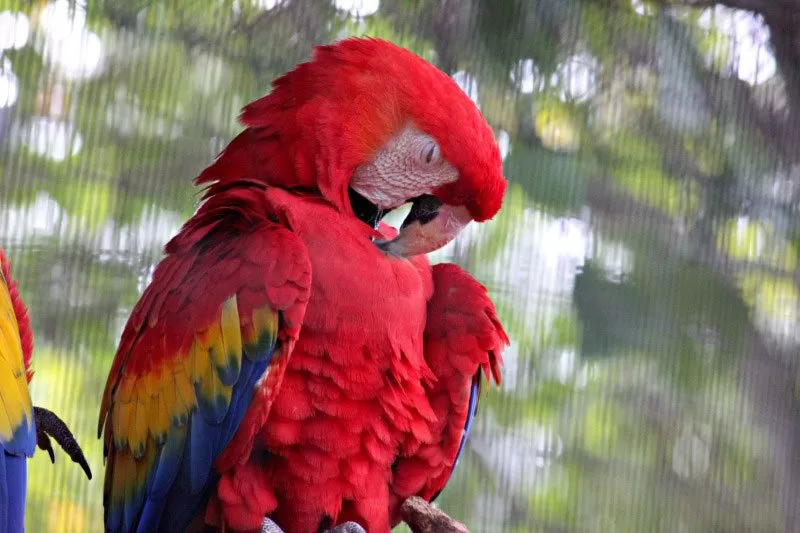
[0,449,28,533]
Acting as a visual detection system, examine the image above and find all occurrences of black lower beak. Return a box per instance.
[349,188,386,229]
[402,195,442,228]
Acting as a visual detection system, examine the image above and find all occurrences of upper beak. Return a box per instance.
[376,195,472,257]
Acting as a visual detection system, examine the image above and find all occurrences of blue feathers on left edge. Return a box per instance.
[0,418,36,533]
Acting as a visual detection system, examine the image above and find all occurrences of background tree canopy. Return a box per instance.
[2,0,800,531]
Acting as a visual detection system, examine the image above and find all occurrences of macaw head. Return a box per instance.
[199,37,506,257]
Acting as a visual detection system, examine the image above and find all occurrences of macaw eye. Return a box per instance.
[419,140,441,166]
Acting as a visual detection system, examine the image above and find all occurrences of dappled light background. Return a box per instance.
[2,0,800,531]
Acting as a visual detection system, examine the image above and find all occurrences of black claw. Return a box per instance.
[33,406,93,480]
[261,517,285,533]
[36,427,55,463]
[325,522,367,533]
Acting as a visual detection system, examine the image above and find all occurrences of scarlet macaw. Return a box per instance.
[0,248,92,533]
[98,38,508,533]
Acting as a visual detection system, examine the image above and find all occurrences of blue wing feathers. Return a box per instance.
[148,423,186,501]
[4,419,36,459]
[0,449,27,533]
[0,450,7,533]
[216,353,241,387]
[131,343,273,533]
[159,483,215,533]
[454,376,480,472]
[195,383,230,424]
[107,479,122,532]
[430,374,481,504]
[5,453,26,533]
[186,415,213,493]
[124,473,146,533]
[0,410,36,533]
[133,422,186,532]
[217,355,260,458]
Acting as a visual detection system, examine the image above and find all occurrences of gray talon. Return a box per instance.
[325,522,367,533]
[260,518,365,533]
[261,517,285,533]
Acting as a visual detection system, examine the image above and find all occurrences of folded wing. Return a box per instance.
[98,186,312,533]
[391,263,507,515]
[0,253,36,533]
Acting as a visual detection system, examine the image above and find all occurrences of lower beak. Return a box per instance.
[376,195,472,257]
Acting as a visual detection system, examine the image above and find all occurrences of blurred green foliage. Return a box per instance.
[1,0,798,532]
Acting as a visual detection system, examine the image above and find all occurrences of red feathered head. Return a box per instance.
[198,38,506,256]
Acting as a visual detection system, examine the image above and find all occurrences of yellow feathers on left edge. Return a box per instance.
[0,263,35,455]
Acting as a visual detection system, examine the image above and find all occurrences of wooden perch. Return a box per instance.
[400,497,469,533]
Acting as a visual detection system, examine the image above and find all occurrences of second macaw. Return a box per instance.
[99,38,508,533]
[0,248,92,533]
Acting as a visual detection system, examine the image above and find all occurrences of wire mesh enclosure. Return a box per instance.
[1,1,799,532]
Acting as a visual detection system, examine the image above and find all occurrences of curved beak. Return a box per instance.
[376,195,472,257]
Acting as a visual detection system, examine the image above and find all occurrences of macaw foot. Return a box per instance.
[33,406,92,479]
[260,518,366,533]
[260,518,284,533]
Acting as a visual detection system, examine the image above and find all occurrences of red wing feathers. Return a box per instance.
[98,184,312,533]
[391,263,507,515]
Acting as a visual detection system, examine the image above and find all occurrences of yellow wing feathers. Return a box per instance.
[109,295,270,458]
[0,269,35,450]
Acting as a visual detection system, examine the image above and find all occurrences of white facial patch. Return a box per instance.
[350,124,459,209]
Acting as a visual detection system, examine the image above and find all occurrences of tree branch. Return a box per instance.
[400,497,470,533]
